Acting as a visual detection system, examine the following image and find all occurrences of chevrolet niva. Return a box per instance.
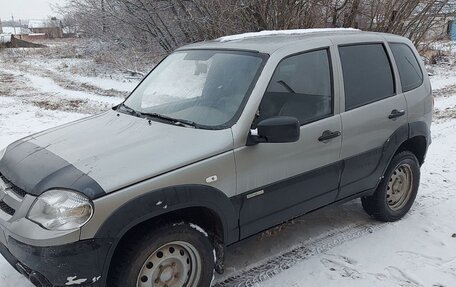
[0,29,432,287]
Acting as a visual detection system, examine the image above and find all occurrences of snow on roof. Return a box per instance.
[1,26,30,35]
[217,28,360,42]
[0,34,12,44]
[28,20,60,29]
[2,26,30,35]
[1,27,15,34]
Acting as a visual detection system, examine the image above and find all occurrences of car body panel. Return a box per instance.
[80,149,237,240]
[8,110,235,196]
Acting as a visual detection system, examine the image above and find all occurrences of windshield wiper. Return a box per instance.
[117,103,141,117]
[117,103,200,128]
[139,112,200,128]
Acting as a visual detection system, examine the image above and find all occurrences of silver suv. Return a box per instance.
[0,29,432,287]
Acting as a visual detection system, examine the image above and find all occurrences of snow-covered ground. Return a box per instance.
[1,43,455,287]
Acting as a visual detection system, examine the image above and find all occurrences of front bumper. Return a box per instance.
[0,236,113,287]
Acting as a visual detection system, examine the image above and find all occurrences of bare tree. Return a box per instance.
[56,0,454,55]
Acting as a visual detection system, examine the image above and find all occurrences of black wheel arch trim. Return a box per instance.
[95,184,239,242]
[374,121,430,191]
[94,184,239,286]
[408,121,431,145]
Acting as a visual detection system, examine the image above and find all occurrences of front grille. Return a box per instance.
[0,201,15,216]
[0,173,27,198]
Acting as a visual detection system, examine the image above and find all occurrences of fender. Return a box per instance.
[95,184,239,242]
[371,120,430,191]
[95,184,240,286]
[409,121,431,145]
[369,121,430,194]
[378,123,410,175]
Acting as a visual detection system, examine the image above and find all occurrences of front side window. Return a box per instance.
[390,43,423,92]
[123,50,265,128]
[256,49,333,126]
[339,44,395,110]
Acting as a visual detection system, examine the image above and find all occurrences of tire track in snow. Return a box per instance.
[213,223,382,287]
[213,189,450,287]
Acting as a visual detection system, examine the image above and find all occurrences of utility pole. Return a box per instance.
[12,15,17,35]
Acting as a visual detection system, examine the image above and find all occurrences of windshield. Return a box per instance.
[123,50,265,128]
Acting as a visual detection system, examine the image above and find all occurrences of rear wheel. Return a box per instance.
[109,223,215,287]
[362,151,420,222]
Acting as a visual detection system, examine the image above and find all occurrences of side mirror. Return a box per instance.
[248,116,300,145]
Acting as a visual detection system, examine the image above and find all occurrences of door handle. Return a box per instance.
[388,109,406,119]
[318,130,341,142]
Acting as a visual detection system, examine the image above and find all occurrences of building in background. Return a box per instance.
[28,18,63,38]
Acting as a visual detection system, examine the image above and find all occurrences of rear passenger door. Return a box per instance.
[335,42,408,199]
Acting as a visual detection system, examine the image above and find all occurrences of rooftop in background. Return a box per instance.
[180,28,405,54]
[1,27,31,35]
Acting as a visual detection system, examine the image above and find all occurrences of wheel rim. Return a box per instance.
[386,163,413,211]
[136,241,201,287]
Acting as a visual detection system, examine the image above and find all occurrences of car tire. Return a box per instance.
[109,223,215,287]
[362,151,420,222]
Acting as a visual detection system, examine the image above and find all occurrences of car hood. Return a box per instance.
[0,110,234,198]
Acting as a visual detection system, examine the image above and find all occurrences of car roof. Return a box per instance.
[177,28,407,54]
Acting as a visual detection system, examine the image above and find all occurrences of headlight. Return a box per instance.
[27,190,94,231]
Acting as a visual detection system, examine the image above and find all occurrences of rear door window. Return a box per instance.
[390,43,423,92]
[339,44,395,110]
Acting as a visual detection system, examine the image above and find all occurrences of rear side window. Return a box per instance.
[339,44,395,110]
[257,49,333,126]
[390,43,423,92]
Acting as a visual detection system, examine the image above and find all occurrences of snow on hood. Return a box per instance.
[217,28,360,42]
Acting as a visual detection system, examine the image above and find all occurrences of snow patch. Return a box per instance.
[217,28,360,42]
[65,276,87,285]
[189,223,209,237]
[172,222,208,237]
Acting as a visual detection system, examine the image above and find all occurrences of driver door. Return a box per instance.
[234,48,343,238]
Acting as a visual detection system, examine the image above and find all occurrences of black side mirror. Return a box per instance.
[248,116,300,145]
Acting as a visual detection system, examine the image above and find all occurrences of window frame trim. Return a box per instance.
[388,42,424,93]
[338,42,397,111]
[255,47,335,127]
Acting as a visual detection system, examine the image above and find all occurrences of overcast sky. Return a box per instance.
[0,0,63,21]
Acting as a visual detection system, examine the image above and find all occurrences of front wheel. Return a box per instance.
[362,151,420,222]
[109,223,215,287]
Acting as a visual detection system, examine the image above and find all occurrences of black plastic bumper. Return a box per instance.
[0,237,113,287]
